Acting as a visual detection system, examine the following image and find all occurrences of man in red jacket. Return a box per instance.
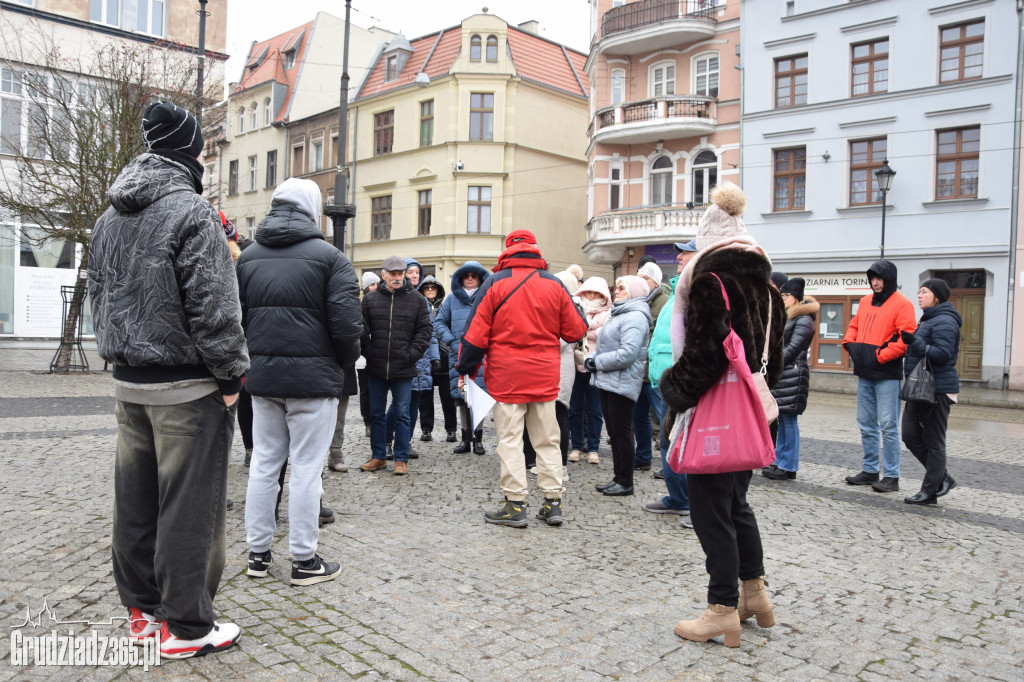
[457,230,588,528]
[841,259,917,493]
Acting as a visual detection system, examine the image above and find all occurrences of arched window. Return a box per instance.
[692,150,718,205]
[470,35,481,61]
[486,35,498,62]
[611,69,625,105]
[650,156,673,206]
[264,98,272,126]
[238,107,245,133]
[250,102,257,130]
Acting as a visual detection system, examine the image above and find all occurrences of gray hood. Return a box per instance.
[107,153,196,214]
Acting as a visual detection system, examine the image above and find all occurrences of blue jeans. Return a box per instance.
[568,371,603,452]
[659,409,688,510]
[856,377,902,478]
[633,382,665,467]
[386,390,421,442]
[774,412,799,472]
[369,375,413,463]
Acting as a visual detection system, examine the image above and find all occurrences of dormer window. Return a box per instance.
[486,35,498,62]
[470,35,482,61]
[385,55,398,82]
[246,46,268,73]
[281,28,305,70]
[381,34,413,82]
[283,50,296,70]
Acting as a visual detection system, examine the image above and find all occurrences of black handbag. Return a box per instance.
[900,344,936,406]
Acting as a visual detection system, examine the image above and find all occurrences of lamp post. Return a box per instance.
[195,0,209,127]
[874,159,896,259]
[324,0,356,252]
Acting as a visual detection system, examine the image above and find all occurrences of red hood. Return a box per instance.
[495,242,548,271]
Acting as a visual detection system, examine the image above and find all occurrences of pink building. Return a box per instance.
[583,0,740,279]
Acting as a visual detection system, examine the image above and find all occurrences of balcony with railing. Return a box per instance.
[583,204,703,264]
[596,0,719,55]
[591,96,717,146]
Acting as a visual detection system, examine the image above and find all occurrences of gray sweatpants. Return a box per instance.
[245,396,338,561]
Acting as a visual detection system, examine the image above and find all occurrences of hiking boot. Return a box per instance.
[290,554,342,586]
[420,432,432,442]
[643,501,688,515]
[327,449,348,472]
[587,451,600,464]
[762,465,796,480]
[537,498,564,526]
[360,458,387,472]
[246,550,272,578]
[737,576,775,627]
[673,604,741,648]
[393,461,408,476]
[159,621,240,659]
[128,608,161,645]
[446,430,458,442]
[845,470,879,485]
[318,506,335,526]
[568,450,582,463]
[244,448,252,467]
[484,498,528,528]
[871,477,899,493]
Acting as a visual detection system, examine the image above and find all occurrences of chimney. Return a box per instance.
[517,20,539,35]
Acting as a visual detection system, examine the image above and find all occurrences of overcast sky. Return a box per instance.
[224,0,591,87]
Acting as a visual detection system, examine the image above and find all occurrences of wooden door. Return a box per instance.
[949,292,983,380]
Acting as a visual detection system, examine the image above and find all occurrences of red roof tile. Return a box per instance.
[357,27,461,99]
[232,19,314,123]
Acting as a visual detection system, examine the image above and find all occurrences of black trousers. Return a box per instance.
[357,368,370,426]
[687,470,765,607]
[419,377,457,433]
[600,389,637,488]
[901,395,952,495]
[524,402,569,468]
[236,384,253,450]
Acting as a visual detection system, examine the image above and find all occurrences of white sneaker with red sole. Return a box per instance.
[159,621,240,659]
[128,607,161,645]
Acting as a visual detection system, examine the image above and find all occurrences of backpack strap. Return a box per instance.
[492,269,538,317]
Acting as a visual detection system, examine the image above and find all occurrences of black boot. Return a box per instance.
[472,429,485,455]
[454,429,472,454]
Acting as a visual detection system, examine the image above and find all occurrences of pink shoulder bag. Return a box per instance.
[668,273,776,475]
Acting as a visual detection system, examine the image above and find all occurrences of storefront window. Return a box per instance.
[19,226,74,268]
[0,224,14,334]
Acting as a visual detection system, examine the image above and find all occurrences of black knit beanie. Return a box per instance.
[780,277,805,301]
[770,271,789,290]
[142,101,203,156]
[921,278,950,303]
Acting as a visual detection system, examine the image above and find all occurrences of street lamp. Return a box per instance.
[324,0,356,253]
[195,0,209,127]
[874,159,895,259]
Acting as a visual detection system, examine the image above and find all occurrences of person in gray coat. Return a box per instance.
[584,275,652,496]
[89,102,248,657]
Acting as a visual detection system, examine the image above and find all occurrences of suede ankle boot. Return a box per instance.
[673,604,741,648]
[737,576,775,627]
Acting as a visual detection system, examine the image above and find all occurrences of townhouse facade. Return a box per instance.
[741,0,1020,389]
[345,13,605,281]
[0,0,228,338]
[583,0,739,282]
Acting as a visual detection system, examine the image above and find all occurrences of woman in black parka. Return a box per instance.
[763,277,819,480]
[900,278,962,505]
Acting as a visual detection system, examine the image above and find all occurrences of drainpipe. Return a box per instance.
[1005,0,1024,388]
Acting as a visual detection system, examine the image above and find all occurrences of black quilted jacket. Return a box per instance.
[770,298,819,415]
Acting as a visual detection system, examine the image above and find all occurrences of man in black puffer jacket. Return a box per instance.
[237,178,361,587]
[359,256,433,475]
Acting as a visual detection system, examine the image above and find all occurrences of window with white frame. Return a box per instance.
[611,69,625,105]
[694,54,719,98]
[609,162,623,211]
[90,0,166,36]
[311,136,323,172]
[651,62,675,97]
[691,151,717,205]
[245,216,255,237]
[238,107,245,134]
[284,51,296,70]
[1,68,23,156]
[467,186,491,233]
[264,98,272,126]
[247,155,257,191]
[650,156,673,205]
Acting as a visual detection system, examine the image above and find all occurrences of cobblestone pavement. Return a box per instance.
[1,371,1022,680]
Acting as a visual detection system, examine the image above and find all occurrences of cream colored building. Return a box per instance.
[347,13,607,282]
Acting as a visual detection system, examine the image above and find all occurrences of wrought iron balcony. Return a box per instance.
[583,204,703,264]
[596,0,718,55]
[591,96,717,145]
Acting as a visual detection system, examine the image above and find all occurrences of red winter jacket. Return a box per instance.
[456,243,588,403]
[842,260,917,381]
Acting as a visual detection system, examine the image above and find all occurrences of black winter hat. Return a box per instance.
[141,101,204,157]
[780,277,805,301]
[921,278,950,303]
[770,271,789,289]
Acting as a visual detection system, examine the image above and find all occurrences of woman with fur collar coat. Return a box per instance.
[659,183,785,649]
[764,277,819,481]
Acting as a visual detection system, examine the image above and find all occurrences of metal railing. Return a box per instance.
[594,96,716,133]
[601,0,718,38]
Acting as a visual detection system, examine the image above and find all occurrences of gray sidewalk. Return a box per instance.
[1,371,1023,680]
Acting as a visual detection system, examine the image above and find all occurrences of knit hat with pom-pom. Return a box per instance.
[695,182,747,251]
[567,263,584,283]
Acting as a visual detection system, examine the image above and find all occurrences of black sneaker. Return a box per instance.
[290,554,342,586]
[247,550,272,578]
[446,430,458,443]
[536,498,563,526]
[871,477,899,493]
[318,506,335,527]
[484,498,528,528]
[845,471,880,486]
[420,432,432,442]
[763,465,796,480]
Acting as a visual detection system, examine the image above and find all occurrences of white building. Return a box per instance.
[740,0,1021,388]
